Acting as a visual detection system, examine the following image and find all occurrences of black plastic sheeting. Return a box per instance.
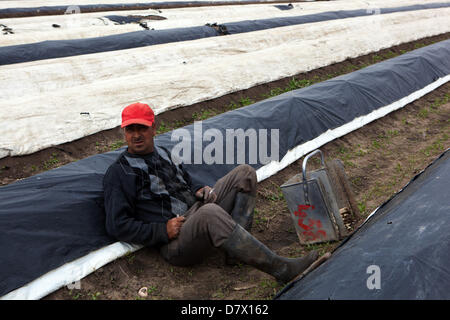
[104,14,167,24]
[0,26,219,66]
[276,149,450,300]
[222,2,450,34]
[1,2,450,66]
[0,39,449,297]
[0,1,291,17]
[273,4,294,11]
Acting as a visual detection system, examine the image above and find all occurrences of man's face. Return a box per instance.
[123,123,156,155]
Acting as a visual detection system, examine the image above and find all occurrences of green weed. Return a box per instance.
[43,153,60,170]
[156,121,169,134]
[357,201,366,214]
[372,140,382,149]
[386,129,399,137]
[148,285,158,295]
[109,140,125,151]
[192,109,218,121]
[238,97,255,107]
[371,54,382,62]
[382,50,397,59]
[227,101,239,110]
[422,138,445,156]
[418,108,429,118]
[355,149,367,157]
[90,292,101,300]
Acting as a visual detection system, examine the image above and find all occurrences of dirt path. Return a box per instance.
[1,33,448,300]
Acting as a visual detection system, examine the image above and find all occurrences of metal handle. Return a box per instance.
[302,149,325,205]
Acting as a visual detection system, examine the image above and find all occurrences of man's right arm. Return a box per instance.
[103,166,169,246]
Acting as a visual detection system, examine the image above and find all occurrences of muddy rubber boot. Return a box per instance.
[226,192,256,265]
[221,225,319,283]
[230,192,256,231]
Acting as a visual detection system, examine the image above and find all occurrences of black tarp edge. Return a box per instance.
[0,39,449,298]
[1,2,449,66]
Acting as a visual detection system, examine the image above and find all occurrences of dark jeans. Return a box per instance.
[159,164,257,266]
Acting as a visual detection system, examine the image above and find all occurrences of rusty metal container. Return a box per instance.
[280,149,347,244]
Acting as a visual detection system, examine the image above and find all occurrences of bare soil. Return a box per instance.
[1,33,448,300]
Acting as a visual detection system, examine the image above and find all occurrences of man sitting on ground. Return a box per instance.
[103,102,318,283]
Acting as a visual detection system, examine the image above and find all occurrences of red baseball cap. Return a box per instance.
[121,102,155,128]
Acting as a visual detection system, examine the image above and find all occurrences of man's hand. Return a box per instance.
[166,216,185,240]
[195,186,217,204]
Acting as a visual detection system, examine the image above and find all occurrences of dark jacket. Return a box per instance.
[103,146,202,247]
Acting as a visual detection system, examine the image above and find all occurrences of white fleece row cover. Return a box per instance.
[1,4,450,159]
[1,38,449,300]
[0,0,432,45]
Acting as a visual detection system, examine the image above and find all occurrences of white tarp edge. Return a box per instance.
[1,242,143,300]
[1,8,449,158]
[2,73,448,300]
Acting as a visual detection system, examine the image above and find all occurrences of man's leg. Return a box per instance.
[160,164,257,266]
[159,202,319,283]
[159,203,236,266]
[221,225,319,283]
[213,164,257,230]
[211,165,319,282]
[213,164,257,210]
[160,164,319,283]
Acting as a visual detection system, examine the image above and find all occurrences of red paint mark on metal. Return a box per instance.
[293,204,327,241]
